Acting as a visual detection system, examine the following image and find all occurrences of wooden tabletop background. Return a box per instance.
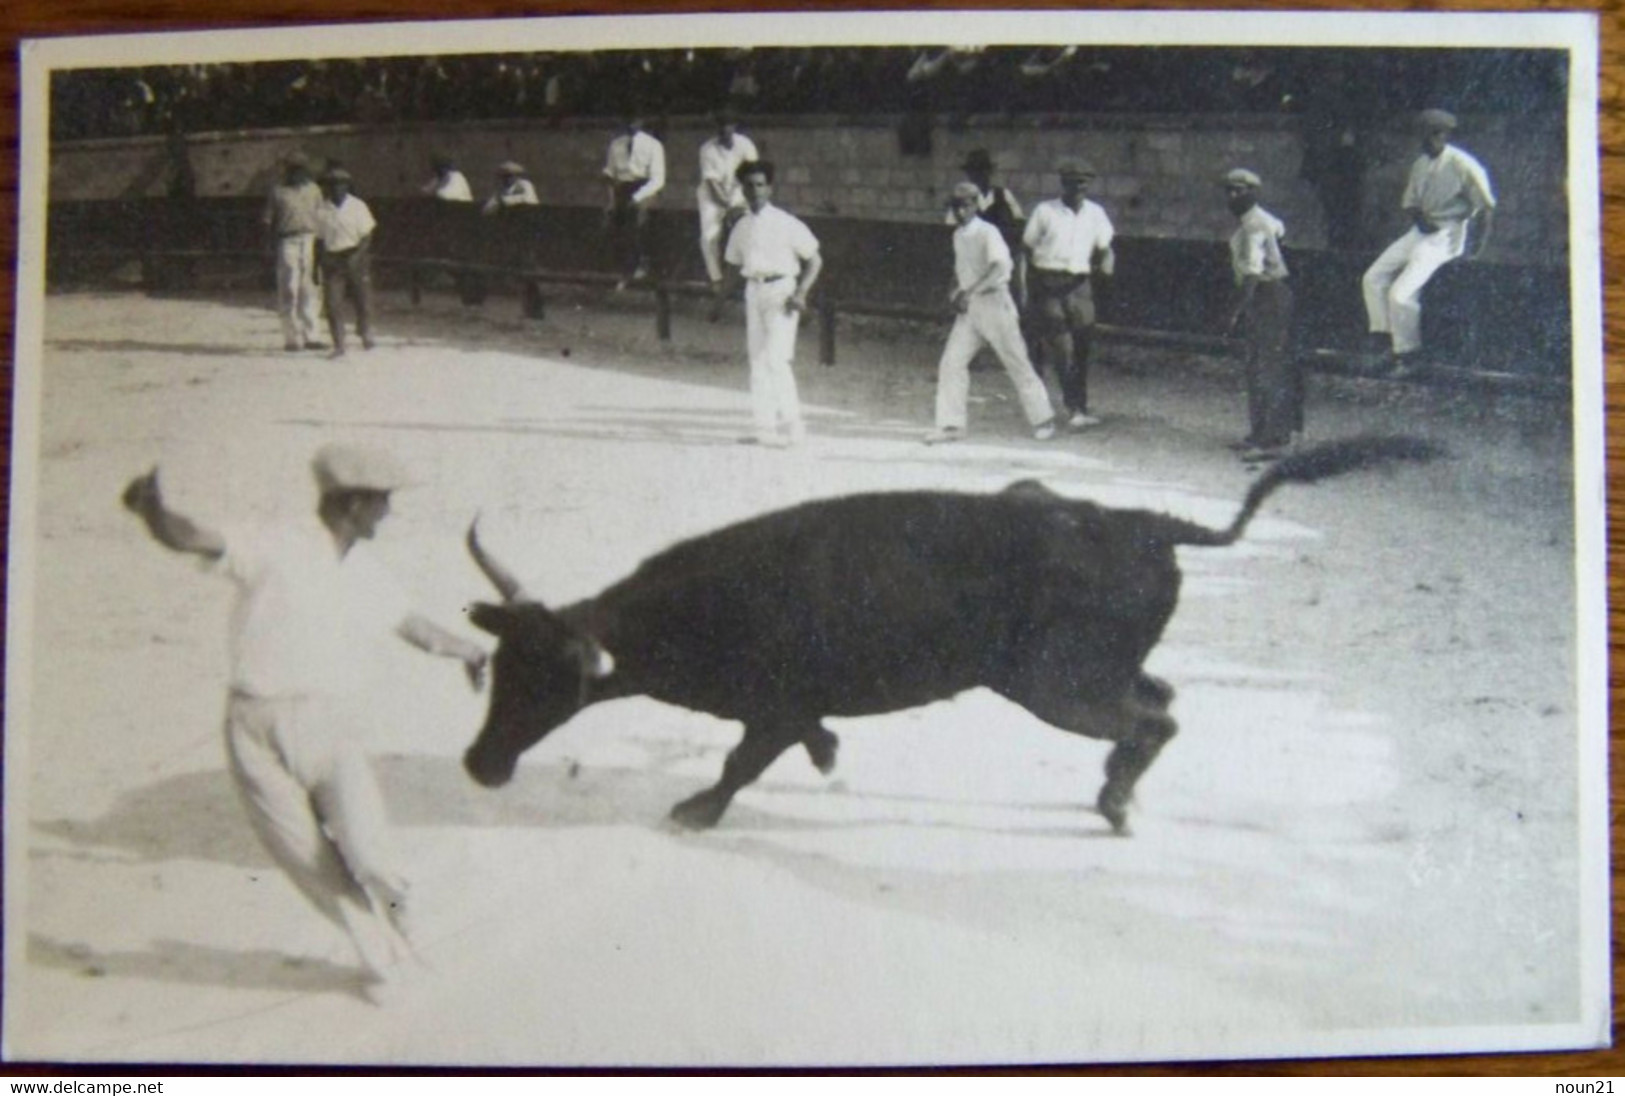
[0,0,1618,1077]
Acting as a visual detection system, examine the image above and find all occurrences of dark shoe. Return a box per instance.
[922,426,966,446]
[362,337,377,351]
[304,340,328,351]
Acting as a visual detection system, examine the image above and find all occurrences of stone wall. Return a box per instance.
[48,110,1568,265]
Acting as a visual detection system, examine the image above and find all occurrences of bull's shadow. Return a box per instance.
[31,748,1112,876]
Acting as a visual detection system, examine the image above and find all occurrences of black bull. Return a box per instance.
[463,435,1439,835]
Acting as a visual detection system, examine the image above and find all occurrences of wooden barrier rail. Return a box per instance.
[48,246,1568,400]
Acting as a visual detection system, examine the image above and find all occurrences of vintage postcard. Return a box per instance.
[5,9,1607,1067]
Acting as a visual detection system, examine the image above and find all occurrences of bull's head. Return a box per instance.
[463,521,615,788]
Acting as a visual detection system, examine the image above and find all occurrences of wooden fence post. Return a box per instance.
[819,300,837,366]
[656,285,672,341]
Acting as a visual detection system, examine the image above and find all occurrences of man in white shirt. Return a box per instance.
[420,154,482,307]
[924,182,1057,445]
[1021,160,1116,428]
[122,445,488,1002]
[723,160,823,448]
[421,154,473,203]
[262,152,324,352]
[1222,168,1300,464]
[696,110,758,313]
[481,161,540,214]
[316,168,378,358]
[603,114,667,287]
[1361,108,1496,375]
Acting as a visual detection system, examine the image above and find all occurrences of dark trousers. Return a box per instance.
[1028,268,1095,414]
[610,181,651,279]
[1239,279,1300,446]
[320,246,374,350]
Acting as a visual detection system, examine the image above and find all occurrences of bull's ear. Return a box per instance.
[467,601,512,636]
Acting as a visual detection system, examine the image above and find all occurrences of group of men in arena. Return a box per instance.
[201,103,1498,1005]
[265,104,1494,461]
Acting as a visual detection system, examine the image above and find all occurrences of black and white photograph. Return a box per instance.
[4,9,1608,1067]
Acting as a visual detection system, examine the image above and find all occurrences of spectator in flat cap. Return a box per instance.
[316,168,378,357]
[923,181,1057,445]
[1222,169,1301,464]
[1361,107,1496,376]
[121,446,487,1005]
[482,161,539,214]
[1020,159,1116,428]
[262,151,325,352]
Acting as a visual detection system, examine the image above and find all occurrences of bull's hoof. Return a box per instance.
[1098,792,1133,837]
[804,729,839,775]
[669,793,727,831]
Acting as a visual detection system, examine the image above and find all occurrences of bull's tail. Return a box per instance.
[1172,435,1444,548]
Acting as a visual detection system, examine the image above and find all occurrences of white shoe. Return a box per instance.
[1067,411,1102,429]
[1032,419,1057,441]
[922,427,965,446]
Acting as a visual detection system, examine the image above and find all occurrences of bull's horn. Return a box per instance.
[467,517,528,603]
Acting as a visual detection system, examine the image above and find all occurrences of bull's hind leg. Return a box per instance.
[670,721,804,831]
[1096,705,1177,835]
[1002,670,1177,836]
[802,724,839,775]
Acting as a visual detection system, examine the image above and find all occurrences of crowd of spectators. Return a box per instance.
[51,46,1565,142]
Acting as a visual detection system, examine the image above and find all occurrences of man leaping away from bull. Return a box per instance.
[122,445,487,1004]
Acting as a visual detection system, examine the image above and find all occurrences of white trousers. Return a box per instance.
[1361,223,1467,354]
[745,278,804,439]
[274,234,322,348]
[935,291,1055,430]
[697,197,739,284]
[225,692,413,979]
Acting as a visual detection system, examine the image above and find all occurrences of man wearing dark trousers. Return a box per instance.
[1020,160,1115,429]
[315,168,377,359]
[1222,168,1300,464]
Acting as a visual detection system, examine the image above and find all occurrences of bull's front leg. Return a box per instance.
[670,722,803,830]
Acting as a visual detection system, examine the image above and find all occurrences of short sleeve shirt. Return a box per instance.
[317,195,377,251]
[1229,205,1289,284]
[214,520,413,699]
[1023,198,1114,274]
[698,134,760,209]
[264,180,323,235]
[1402,145,1496,224]
[724,204,820,279]
[953,216,1014,294]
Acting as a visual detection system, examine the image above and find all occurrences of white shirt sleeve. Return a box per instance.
[633,137,666,204]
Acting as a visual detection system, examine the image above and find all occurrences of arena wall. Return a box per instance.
[47,110,1567,263]
[43,112,1574,379]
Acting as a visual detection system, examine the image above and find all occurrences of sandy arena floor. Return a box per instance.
[3,284,1600,1066]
